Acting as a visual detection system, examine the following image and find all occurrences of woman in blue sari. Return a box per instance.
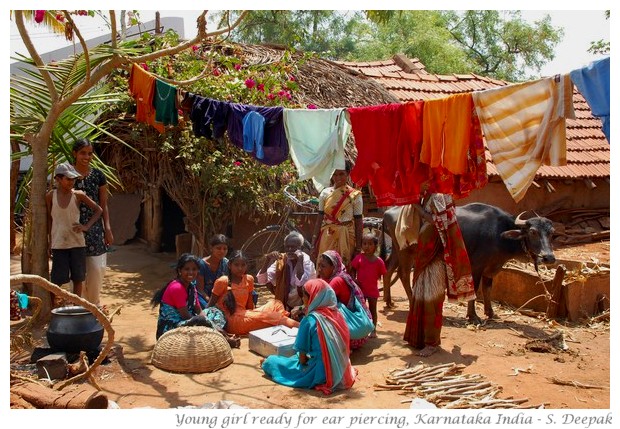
[261,279,357,394]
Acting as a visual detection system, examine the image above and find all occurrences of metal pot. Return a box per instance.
[46,306,104,353]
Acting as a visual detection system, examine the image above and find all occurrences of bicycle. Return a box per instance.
[241,184,386,275]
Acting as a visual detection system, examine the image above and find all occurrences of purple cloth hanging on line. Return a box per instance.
[189,96,230,140]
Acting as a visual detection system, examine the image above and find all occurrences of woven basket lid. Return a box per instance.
[151,326,233,373]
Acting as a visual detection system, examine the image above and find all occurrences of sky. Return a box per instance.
[8,9,611,78]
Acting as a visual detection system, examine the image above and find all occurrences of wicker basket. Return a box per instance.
[151,326,233,373]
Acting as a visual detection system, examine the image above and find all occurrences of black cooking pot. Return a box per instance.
[46,306,104,353]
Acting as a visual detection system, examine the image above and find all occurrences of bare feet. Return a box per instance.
[416,346,439,357]
[226,335,241,348]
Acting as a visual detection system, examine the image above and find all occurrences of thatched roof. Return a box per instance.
[238,43,400,108]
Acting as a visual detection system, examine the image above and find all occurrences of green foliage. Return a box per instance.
[106,31,306,238]
[350,11,477,75]
[212,10,367,59]
[588,11,610,55]
[10,48,132,213]
[443,11,563,81]
[217,10,564,81]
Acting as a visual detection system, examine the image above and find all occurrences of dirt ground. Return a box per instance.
[10,240,611,410]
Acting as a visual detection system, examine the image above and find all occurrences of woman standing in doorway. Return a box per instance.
[71,138,114,309]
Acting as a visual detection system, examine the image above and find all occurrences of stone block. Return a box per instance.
[37,352,68,380]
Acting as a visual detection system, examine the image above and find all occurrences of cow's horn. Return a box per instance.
[514,211,528,227]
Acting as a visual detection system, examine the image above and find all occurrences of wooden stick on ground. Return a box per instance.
[547,377,607,390]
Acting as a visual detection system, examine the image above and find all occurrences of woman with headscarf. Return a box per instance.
[261,279,357,394]
[317,250,373,350]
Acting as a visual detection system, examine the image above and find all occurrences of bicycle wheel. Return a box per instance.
[241,225,291,276]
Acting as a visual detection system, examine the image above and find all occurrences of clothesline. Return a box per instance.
[127,56,609,205]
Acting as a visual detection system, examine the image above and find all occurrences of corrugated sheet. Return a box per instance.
[335,56,609,180]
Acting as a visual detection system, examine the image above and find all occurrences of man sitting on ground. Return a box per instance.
[256,231,316,320]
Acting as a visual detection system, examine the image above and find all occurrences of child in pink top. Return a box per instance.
[350,233,387,338]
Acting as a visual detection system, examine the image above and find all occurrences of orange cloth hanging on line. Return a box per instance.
[128,63,165,133]
[421,92,474,175]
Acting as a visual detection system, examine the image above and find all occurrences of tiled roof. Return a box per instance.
[337,56,609,180]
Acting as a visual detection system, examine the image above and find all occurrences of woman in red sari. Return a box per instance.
[404,193,476,357]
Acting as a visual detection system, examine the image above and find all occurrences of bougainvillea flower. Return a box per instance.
[245,78,256,89]
[257,83,265,92]
[307,104,317,109]
[192,45,199,52]
[140,63,149,71]
[212,68,221,76]
[267,93,276,100]
[35,10,45,23]
[234,64,242,71]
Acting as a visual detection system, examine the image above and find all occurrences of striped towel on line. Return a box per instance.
[472,75,575,202]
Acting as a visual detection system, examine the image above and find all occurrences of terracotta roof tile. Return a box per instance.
[438,74,459,82]
[418,74,440,82]
[361,68,383,78]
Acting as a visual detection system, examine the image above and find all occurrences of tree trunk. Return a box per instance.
[28,126,56,318]
[10,140,21,254]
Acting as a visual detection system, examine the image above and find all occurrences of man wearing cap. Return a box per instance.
[46,162,103,299]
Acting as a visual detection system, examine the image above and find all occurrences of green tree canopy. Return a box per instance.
[218,10,564,82]
[443,10,563,81]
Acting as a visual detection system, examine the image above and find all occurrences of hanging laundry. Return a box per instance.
[243,110,266,159]
[189,96,231,140]
[227,103,288,165]
[153,79,178,126]
[570,56,610,143]
[283,108,351,192]
[392,101,427,205]
[421,93,475,175]
[472,75,575,203]
[347,103,404,206]
[128,63,165,133]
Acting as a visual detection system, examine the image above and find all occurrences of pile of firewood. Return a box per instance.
[375,362,548,409]
[547,208,609,245]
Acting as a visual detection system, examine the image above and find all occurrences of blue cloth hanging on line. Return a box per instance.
[243,110,266,159]
[570,57,610,143]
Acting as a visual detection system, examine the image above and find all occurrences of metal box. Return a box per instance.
[248,325,298,357]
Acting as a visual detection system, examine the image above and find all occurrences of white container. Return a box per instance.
[248,325,298,357]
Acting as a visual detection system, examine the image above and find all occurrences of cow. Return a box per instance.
[381,203,557,324]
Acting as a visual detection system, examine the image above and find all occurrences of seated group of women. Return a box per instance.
[151,234,370,394]
[151,235,298,346]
